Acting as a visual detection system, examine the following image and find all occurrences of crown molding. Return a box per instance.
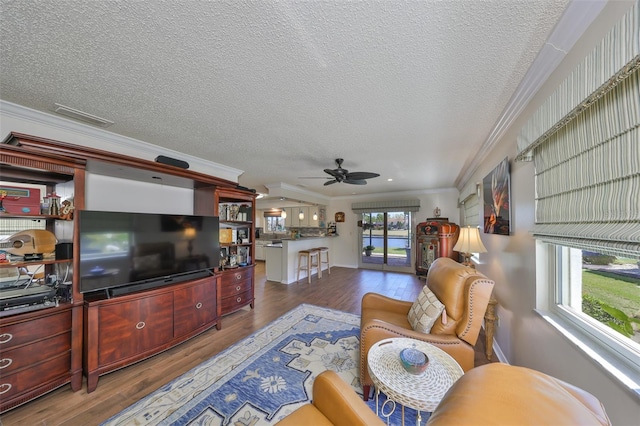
[455,0,608,190]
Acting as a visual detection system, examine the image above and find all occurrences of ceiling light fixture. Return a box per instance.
[53,103,114,127]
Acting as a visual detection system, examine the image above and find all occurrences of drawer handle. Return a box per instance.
[0,333,12,344]
[235,273,242,280]
[135,321,146,330]
[0,358,12,369]
[236,296,242,303]
[235,285,241,291]
[0,383,11,395]
[195,302,203,309]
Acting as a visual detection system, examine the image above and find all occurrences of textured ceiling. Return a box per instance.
[0,0,573,198]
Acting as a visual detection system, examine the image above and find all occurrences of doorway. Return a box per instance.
[359,211,413,273]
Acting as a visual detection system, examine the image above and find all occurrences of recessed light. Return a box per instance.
[387,178,393,182]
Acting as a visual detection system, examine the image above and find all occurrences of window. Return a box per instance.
[553,246,640,363]
[265,216,285,233]
[567,250,640,342]
[517,4,640,392]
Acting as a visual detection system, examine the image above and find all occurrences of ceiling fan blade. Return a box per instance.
[324,168,343,178]
[346,172,380,180]
[343,179,367,185]
[324,180,339,186]
[298,176,332,179]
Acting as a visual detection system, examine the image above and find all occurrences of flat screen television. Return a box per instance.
[78,210,220,296]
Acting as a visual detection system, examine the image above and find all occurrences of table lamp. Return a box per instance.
[453,226,487,268]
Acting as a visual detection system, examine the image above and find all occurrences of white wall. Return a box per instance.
[86,174,193,215]
[327,189,459,268]
[462,2,640,424]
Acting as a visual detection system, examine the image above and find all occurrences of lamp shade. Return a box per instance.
[453,226,487,254]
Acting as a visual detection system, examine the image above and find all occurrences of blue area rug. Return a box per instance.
[102,304,420,425]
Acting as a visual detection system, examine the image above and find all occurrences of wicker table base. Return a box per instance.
[367,337,463,425]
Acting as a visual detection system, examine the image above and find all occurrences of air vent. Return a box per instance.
[53,103,114,127]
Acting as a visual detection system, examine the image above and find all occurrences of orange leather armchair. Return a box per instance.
[427,363,611,425]
[275,370,384,426]
[277,365,611,425]
[360,257,494,399]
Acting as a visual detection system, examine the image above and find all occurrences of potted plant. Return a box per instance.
[364,245,375,256]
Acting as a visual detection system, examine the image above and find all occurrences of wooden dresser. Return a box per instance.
[218,265,255,316]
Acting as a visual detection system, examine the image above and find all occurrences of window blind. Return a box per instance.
[516,1,640,259]
[351,199,420,213]
[461,195,480,227]
[459,182,480,227]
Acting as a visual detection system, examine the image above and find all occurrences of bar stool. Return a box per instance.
[314,246,330,276]
[297,248,320,283]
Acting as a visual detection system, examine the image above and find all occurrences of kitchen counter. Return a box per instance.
[265,244,283,281]
[263,236,334,284]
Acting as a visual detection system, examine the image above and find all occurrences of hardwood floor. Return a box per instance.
[0,262,494,426]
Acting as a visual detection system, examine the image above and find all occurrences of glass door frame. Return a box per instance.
[358,211,413,273]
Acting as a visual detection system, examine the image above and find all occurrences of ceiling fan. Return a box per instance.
[299,158,380,186]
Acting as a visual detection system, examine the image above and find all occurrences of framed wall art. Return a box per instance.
[483,157,511,235]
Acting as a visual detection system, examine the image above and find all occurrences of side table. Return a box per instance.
[484,297,498,360]
[367,337,463,425]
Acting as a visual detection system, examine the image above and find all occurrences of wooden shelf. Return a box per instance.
[0,258,71,268]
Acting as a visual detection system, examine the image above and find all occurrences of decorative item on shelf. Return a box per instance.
[1,185,40,214]
[238,204,251,221]
[453,226,487,268]
[219,204,228,220]
[0,190,6,214]
[46,192,61,215]
[228,204,240,221]
[335,211,345,222]
[59,198,74,220]
[399,347,429,375]
[433,206,441,218]
[220,229,233,244]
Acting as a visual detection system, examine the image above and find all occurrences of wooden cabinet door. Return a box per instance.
[174,278,216,336]
[97,293,173,366]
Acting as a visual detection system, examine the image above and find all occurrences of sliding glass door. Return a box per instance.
[359,211,413,273]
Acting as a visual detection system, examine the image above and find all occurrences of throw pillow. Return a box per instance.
[407,285,445,333]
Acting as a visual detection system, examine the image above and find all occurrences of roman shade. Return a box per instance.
[516,2,640,258]
[459,182,480,227]
[351,199,420,213]
[263,210,283,217]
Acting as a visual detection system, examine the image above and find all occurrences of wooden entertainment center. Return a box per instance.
[0,133,256,408]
